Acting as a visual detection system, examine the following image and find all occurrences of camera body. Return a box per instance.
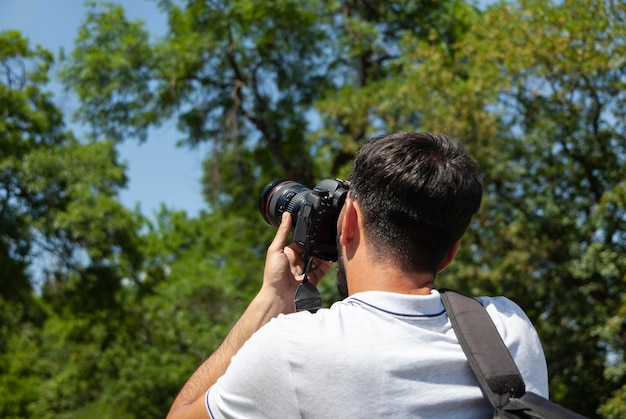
[259,178,350,261]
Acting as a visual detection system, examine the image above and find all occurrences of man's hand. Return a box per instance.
[261,212,333,313]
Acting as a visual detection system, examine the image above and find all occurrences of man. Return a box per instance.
[167,132,548,418]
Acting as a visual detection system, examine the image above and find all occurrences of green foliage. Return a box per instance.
[2,0,625,417]
[0,30,145,417]
[61,1,158,142]
[62,0,475,209]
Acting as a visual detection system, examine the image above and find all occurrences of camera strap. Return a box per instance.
[294,255,323,313]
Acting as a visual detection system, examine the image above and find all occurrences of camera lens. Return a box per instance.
[259,179,311,227]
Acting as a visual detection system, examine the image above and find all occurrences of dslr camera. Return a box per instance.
[259,178,350,261]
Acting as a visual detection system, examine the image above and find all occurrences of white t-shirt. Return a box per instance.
[206,289,548,418]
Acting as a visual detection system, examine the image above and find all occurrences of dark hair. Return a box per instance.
[349,132,482,274]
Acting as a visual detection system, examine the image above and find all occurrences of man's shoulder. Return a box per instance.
[476,295,526,316]
[474,295,543,354]
[475,295,534,329]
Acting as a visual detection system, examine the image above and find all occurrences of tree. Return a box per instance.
[0,30,147,417]
[54,0,626,417]
[60,0,476,206]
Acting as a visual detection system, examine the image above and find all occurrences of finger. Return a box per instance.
[302,258,333,286]
[268,212,292,253]
[284,244,306,279]
[317,259,334,271]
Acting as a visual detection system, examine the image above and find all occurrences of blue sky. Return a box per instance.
[1,0,208,217]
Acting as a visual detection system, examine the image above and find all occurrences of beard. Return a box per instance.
[336,252,348,299]
[336,220,349,299]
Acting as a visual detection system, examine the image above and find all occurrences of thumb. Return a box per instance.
[268,212,293,253]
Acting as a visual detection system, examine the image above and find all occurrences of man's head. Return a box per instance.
[344,131,482,276]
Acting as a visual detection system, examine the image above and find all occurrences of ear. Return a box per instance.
[339,197,359,247]
[437,240,461,273]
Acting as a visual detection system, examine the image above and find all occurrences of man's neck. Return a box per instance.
[347,262,435,296]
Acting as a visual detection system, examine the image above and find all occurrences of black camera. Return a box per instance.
[259,178,350,261]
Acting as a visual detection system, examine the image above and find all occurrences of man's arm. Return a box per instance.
[166,213,332,419]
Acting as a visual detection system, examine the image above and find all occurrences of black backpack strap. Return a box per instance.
[439,289,526,409]
[439,289,589,419]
